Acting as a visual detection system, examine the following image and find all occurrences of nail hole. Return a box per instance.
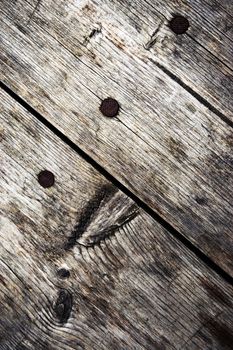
[37,170,55,188]
[57,268,70,279]
[169,15,189,35]
[100,98,120,117]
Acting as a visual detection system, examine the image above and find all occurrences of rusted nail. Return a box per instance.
[169,15,189,34]
[37,170,55,188]
[57,268,70,279]
[100,97,120,117]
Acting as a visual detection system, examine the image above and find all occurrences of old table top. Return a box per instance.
[0,0,233,349]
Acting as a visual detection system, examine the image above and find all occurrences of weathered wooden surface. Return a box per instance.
[143,0,233,66]
[1,89,233,350]
[1,0,233,275]
[2,0,233,119]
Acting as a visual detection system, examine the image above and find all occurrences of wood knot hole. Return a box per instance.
[57,268,71,279]
[54,289,73,324]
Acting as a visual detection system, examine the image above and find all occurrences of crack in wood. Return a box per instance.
[144,21,164,50]
[83,23,102,46]
[26,0,42,26]
[148,58,233,128]
[64,184,117,250]
[65,185,139,249]
[53,289,73,324]
[79,208,139,248]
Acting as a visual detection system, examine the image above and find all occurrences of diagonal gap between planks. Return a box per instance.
[147,58,233,129]
[145,0,233,44]
[27,10,233,128]
[1,1,232,128]
[186,32,233,73]
[41,10,233,128]
[1,81,233,287]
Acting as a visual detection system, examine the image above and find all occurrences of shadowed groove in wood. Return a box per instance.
[2,87,233,350]
[53,289,73,324]
[148,58,233,129]
[1,81,233,287]
[65,184,139,249]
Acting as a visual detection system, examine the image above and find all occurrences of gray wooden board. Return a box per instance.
[142,0,233,67]
[23,0,233,70]
[8,0,233,119]
[1,89,233,350]
[0,0,233,277]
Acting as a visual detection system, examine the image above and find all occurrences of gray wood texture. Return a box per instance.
[4,0,233,119]
[1,88,233,350]
[1,0,233,276]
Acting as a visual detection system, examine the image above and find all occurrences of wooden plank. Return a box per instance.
[204,0,233,16]
[1,88,233,350]
[25,0,233,65]
[142,0,233,66]
[8,0,233,120]
[0,0,233,277]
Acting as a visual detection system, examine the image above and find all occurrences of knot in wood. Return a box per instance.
[54,289,73,324]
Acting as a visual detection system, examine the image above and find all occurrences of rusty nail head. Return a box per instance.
[100,97,120,117]
[169,15,189,35]
[38,170,55,188]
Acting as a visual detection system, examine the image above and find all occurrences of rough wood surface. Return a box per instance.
[142,0,233,66]
[1,0,233,276]
[1,88,233,350]
[2,0,233,119]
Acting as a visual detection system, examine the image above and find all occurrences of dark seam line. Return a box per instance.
[1,80,233,286]
[186,32,233,73]
[148,59,233,129]
[46,20,233,129]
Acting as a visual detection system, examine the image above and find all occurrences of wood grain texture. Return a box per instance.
[143,0,233,66]
[0,0,233,277]
[25,0,233,67]
[1,89,233,350]
[4,0,233,119]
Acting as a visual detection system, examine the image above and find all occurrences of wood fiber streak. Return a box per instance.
[2,0,233,119]
[1,0,233,275]
[1,89,233,349]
